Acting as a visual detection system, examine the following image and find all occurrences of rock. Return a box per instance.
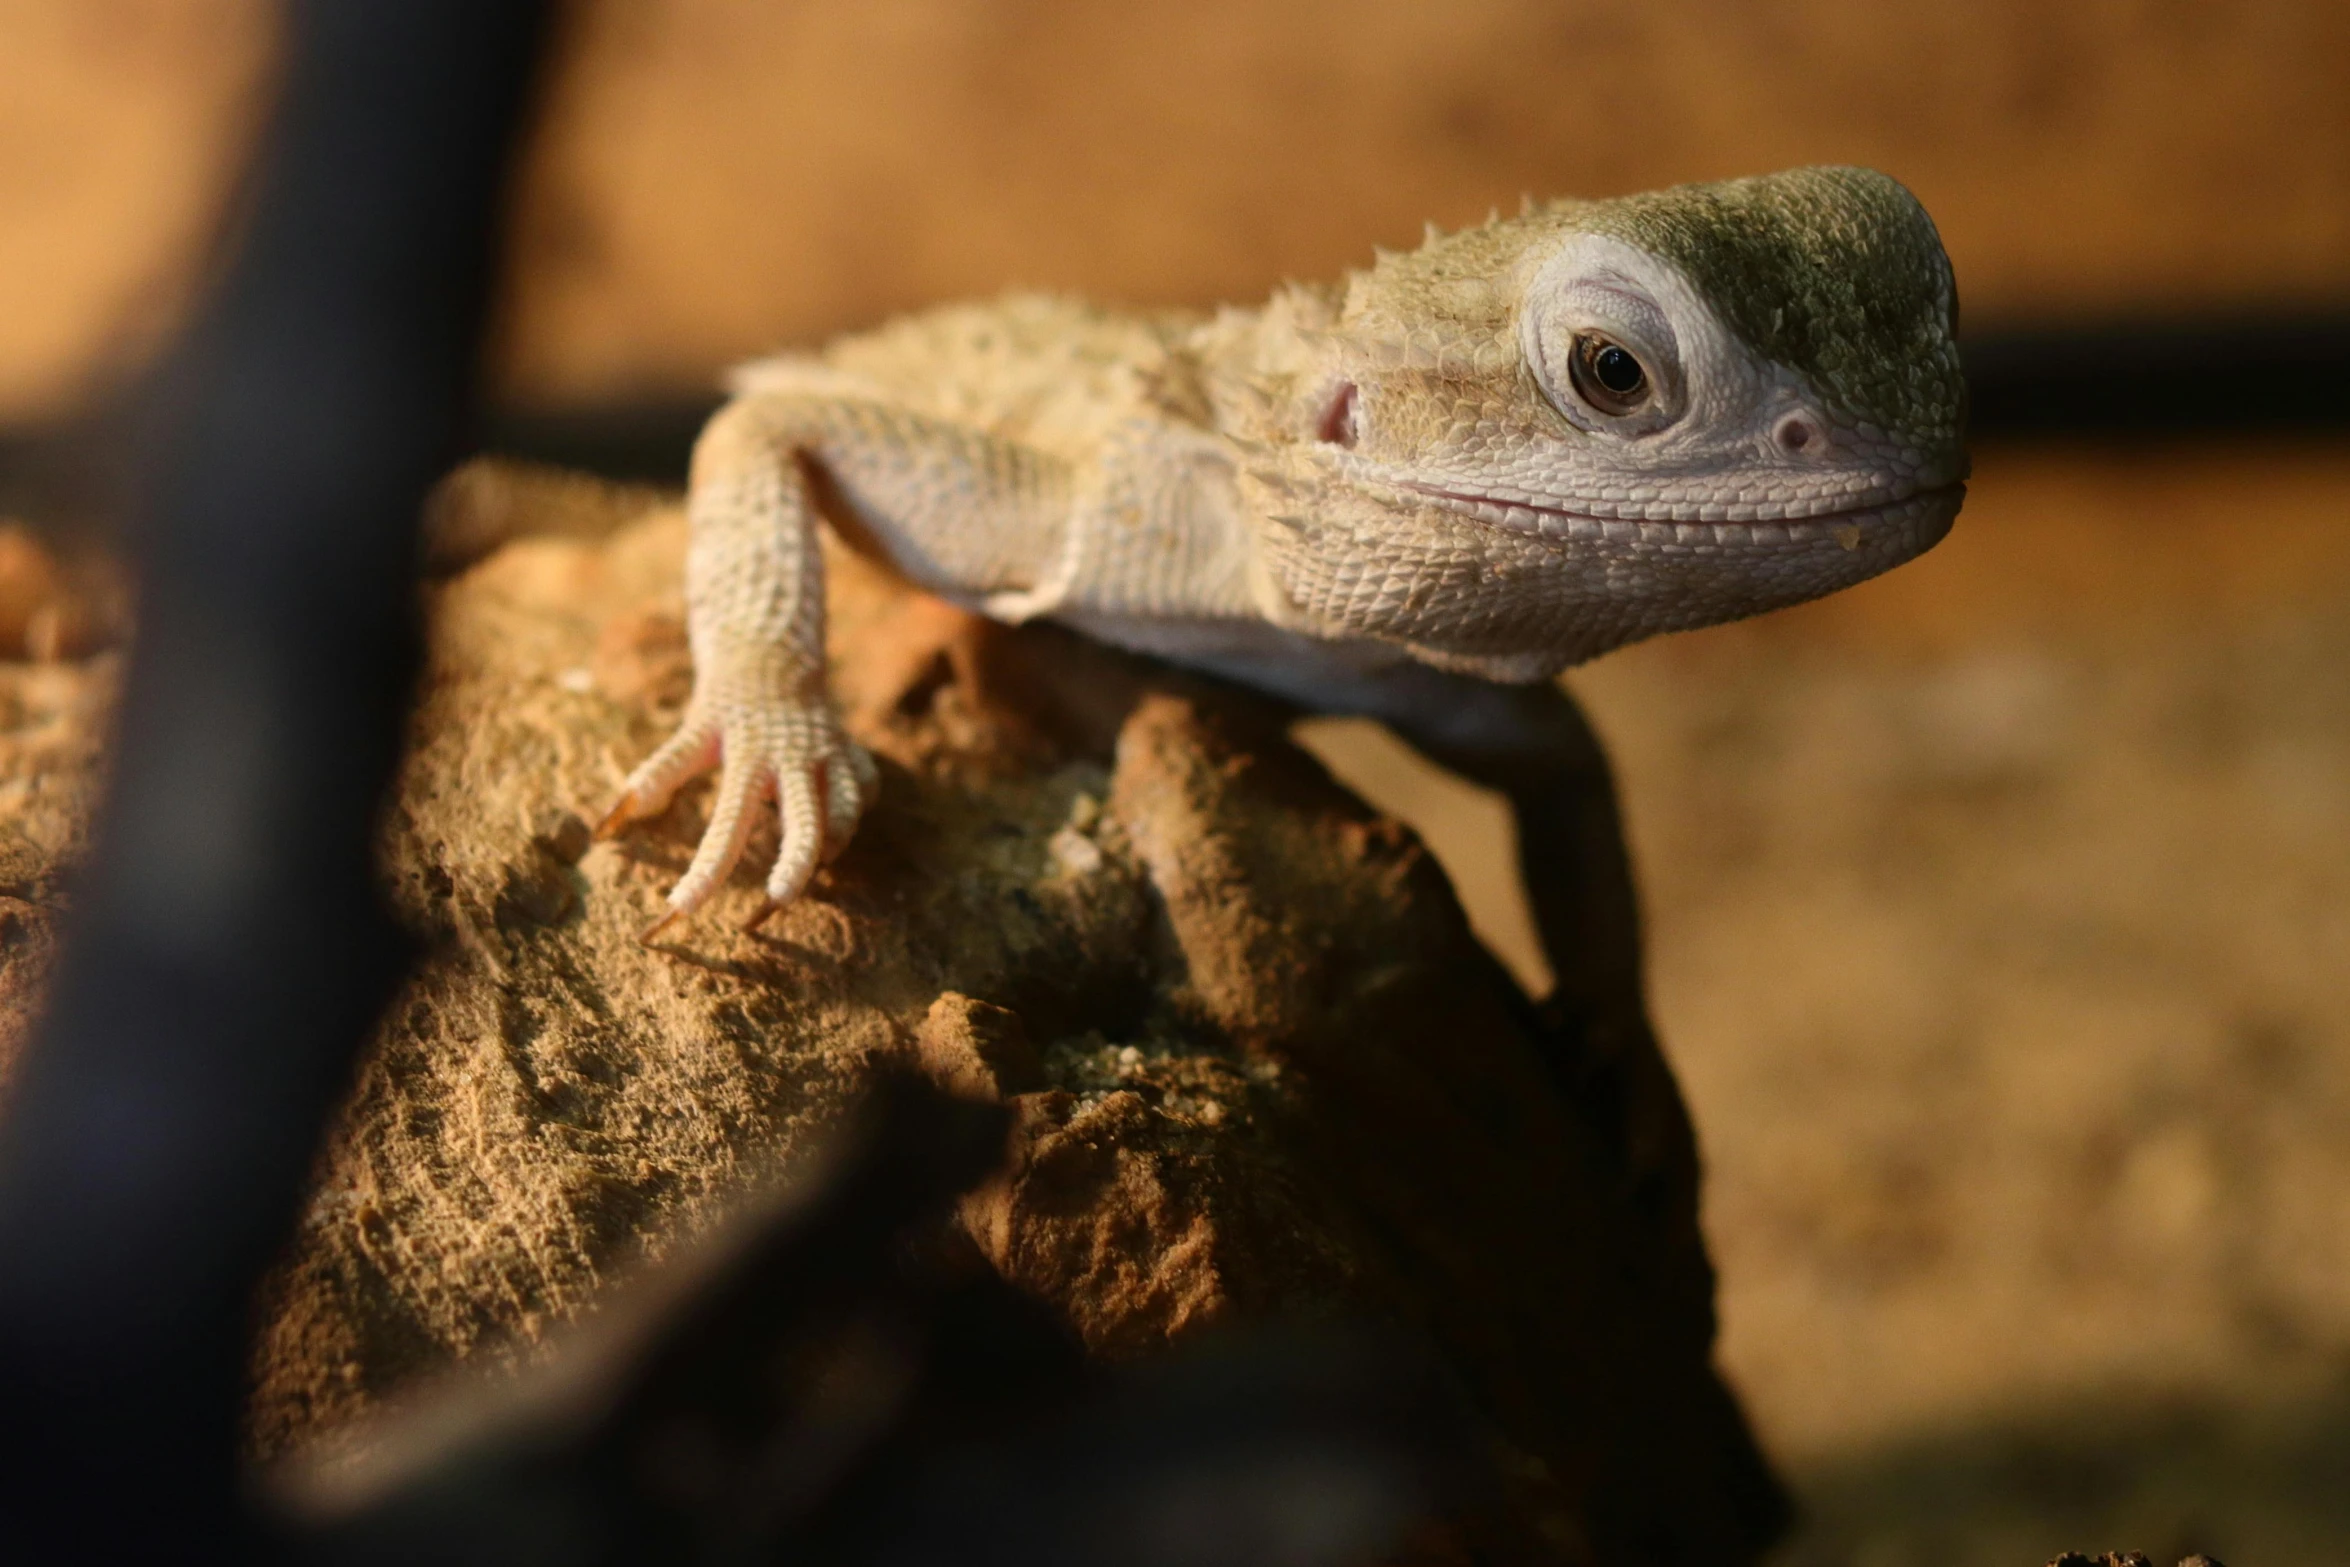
[915,991,1044,1100]
[0,650,116,1084]
[0,463,1780,1564]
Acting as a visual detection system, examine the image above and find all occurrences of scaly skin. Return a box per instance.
[600,165,1967,944]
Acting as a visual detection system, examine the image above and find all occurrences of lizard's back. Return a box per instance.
[729,293,1219,464]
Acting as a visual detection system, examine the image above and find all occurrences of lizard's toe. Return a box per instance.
[764,764,826,906]
[820,745,875,862]
[665,753,764,922]
[600,718,720,837]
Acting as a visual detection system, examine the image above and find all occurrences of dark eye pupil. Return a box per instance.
[1594,344,1644,395]
[1561,332,1655,418]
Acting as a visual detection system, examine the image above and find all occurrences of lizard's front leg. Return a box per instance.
[599,392,1070,939]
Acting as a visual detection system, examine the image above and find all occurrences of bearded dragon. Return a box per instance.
[599,165,1966,970]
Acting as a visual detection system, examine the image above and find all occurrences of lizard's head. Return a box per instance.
[1238,165,1966,678]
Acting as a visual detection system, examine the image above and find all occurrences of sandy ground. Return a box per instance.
[5,6,2350,1562]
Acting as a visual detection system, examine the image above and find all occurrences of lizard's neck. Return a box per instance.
[1187,281,1345,451]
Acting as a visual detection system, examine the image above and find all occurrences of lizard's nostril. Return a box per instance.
[1774,411,1825,456]
[1316,381,1360,447]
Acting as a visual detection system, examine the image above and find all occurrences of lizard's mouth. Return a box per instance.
[1391,477,1966,552]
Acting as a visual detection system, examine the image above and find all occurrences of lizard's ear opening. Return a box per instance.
[1315,381,1360,447]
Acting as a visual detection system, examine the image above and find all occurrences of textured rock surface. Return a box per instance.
[0,654,108,1084]
[0,464,1777,1564]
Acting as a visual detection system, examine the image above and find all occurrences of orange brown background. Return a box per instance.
[3,3,2348,1563]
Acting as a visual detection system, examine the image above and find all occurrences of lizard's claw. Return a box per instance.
[611,696,875,935]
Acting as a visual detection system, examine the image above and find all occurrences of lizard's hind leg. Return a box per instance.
[1328,665,1698,1221]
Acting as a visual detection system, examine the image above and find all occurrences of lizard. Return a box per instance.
[596,164,1967,988]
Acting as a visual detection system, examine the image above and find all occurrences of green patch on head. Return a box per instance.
[1583,166,1964,436]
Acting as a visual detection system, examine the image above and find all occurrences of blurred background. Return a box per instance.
[2,1,2346,1562]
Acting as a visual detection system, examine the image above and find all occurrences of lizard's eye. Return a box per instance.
[1522,247,1685,434]
[1569,333,1650,416]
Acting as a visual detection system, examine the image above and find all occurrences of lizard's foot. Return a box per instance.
[604,700,878,937]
